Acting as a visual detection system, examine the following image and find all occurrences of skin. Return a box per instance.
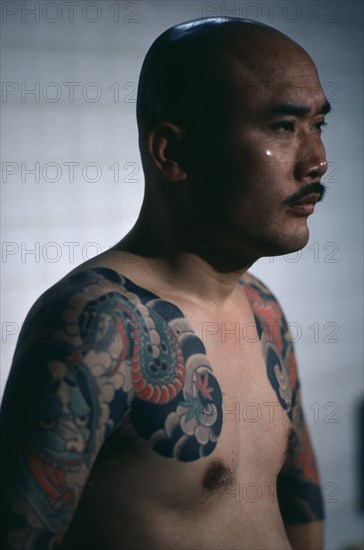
[0,18,329,550]
[114,19,329,548]
[117,20,329,302]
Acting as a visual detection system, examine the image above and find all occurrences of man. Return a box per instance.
[0,17,330,549]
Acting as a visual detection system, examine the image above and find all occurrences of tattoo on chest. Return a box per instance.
[0,266,306,550]
[64,270,295,463]
[17,267,295,529]
[4,270,320,546]
[63,270,224,463]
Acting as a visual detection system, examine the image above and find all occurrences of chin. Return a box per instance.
[279,231,310,255]
[259,227,310,258]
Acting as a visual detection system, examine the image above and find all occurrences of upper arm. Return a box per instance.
[242,273,324,525]
[276,317,324,526]
[277,384,324,523]
[0,269,134,549]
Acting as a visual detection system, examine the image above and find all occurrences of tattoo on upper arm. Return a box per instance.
[1,268,225,547]
[242,276,296,421]
[241,274,324,523]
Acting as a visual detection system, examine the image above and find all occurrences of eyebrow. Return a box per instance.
[265,99,332,117]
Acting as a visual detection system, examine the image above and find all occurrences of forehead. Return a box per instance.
[266,67,325,111]
[226,41,326,112]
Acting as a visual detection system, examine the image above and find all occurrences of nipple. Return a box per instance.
[202,459,234,492]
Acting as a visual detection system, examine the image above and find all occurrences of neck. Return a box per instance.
[114,199,256,306]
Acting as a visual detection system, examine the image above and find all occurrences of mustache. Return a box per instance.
[283,182,327,206]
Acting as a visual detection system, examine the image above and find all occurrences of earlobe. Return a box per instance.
[147,122,187,182]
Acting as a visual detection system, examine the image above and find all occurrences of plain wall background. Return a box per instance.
[1,1,363,548]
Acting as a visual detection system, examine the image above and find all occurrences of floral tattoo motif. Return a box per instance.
[60,270,223,462]
[1,267,324,550]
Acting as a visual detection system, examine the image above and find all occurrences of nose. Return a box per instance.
[294,134,328,183]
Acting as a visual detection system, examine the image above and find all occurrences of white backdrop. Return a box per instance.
[1,1,363,548]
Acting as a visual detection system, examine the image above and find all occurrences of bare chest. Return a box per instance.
[108,300,291,489]
[183,309,292,478]
[79,272,293,494]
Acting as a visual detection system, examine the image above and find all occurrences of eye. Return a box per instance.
[314,120,327,133]
[75,414,89,427]
[272,120,295,132]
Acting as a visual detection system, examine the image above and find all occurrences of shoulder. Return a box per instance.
[0,267,143,546]
[240,271,299,400]
[24,266,128,319]
[240,276,324,524]
[240,271,290,352]
[7,267,161,407]
[4,265,188,422]
[2,266,137,425]
[15,267,136,347]
[240,271,286,321]
[2,267,147,447]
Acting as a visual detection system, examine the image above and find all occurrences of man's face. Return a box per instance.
[188,44,329,261]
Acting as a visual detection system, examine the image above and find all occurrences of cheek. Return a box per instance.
[260,149,283,186]
[228,147,289,214]
[227,134,276,184]
[231,147,281,192]
[261,140,298,183]
[241,147,295,196]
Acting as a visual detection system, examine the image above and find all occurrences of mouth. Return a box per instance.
[27,447,82,506]
[286,193,321,216]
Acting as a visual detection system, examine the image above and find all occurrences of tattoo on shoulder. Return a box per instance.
[1,267,224,546]
[5,269,225,499]
[240,274,297,422]
[240,274,324,523]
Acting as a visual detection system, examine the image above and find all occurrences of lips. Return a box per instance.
[286,193,321,215]
[27,447,81,506]
[292,193,321,206]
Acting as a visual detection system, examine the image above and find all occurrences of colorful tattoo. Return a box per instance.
[1,267,323,549]
[61,271,224,461]
[241,273,324,524]
[1,268,224,548]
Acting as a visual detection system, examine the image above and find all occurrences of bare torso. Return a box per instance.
[60,251,293,550]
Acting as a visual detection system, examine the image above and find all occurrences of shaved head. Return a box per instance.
[130,17,328,265]
[136,17,315,162]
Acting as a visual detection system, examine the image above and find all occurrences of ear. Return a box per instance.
[147,122,187,182]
